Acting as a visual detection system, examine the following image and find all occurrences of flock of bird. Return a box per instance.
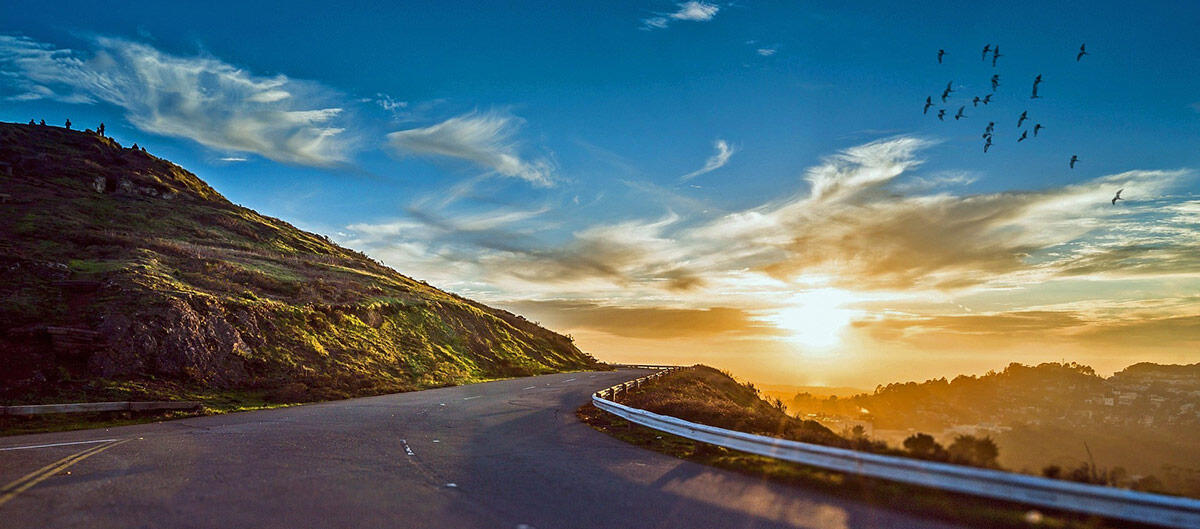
[927,43,1120,205]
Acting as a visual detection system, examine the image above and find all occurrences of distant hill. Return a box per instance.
[0,122,600,404]
[789,361,1200,497]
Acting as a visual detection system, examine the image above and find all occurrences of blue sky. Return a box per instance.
[2,1,1198,387]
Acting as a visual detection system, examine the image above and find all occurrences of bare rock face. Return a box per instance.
[93,297,252,387]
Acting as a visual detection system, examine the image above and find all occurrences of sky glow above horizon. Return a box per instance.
[2,1,1197,388]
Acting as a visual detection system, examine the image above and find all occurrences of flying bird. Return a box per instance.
[941,81,954,102]
[937,109,946,121]
[1018,130,1028,142]
[938,49,945,63]
[1069,155,1079,168]
[1017,111,1028,128]
[991,46,1002,67]
[1031,85,1041,99]
[1077,43,1088,61]
[924,96,933,114]
[1034,123,1044,136]
[1031,75,1043,99]
[955,106,966,120]
[1112,189,1124,205]
[991,74,1000,92]
[981,44,991,61]
[985,121,995,134]
[973,96,981,107]
[984,138,993,153]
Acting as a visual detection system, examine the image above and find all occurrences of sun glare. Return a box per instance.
[770,289,859,351]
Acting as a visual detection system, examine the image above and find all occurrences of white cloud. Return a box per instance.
[375,93,408,112]
[670,1,720,21]
[386,110,555,187]
[756,48,777,57]
[642,2,721,30]
[0,34,349,166]
[681,139,736,180]
[348,136,1196,306]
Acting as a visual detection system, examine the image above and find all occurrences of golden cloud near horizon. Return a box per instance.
[346,137,1200,388]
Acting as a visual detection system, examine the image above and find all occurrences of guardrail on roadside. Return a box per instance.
[608,363,682,371]
[591,368,1200,529]
[1,401,202,416]
[595,366,682,402]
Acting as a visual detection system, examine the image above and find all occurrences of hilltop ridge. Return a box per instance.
[0,122,600,404]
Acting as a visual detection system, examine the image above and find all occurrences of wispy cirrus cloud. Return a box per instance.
[681,139,736,181]
[642,2,721,30]
[350,136,1198,296]
[343,135,1197,379]
[386,110,555,187]
[0,34,350,166]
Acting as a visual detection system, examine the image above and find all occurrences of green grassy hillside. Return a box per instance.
[0,122,600,405]
[617,366,848,446]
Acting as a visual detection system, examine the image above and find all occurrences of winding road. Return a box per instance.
[0,369,966,528]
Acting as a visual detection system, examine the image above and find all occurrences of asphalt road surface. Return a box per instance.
[0,370,968,529]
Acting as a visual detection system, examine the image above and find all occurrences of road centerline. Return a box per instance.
[0,439,130,508]
[0,439,119,452]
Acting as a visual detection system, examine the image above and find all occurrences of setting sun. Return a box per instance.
[768,289,859,350]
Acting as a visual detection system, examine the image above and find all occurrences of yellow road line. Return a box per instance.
[0,439,130,508]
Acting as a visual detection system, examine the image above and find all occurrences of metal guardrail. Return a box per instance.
[594,366,681,402]
[591,368,1200,529]
[1,401,201,416]
[609,363,682,370]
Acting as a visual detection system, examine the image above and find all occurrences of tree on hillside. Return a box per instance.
[903,433,948,460]
[947,435,1000,468]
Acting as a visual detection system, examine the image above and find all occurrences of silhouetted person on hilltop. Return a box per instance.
[65,119,71,130]
[39,119,45,126]
[131,143,139,151]
[29,119,36,125]
[98,123,105,137]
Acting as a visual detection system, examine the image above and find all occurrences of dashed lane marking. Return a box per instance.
[563,378,577,382]
[462,396,482,401]
[522,386,536,390]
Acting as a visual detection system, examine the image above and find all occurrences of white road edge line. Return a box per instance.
[522,386,536,390]
[563,378,577,382]
[462,396,482,400]
[0,439,119,451]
